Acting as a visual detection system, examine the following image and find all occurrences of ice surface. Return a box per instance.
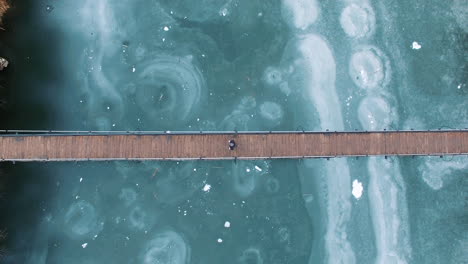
[141,230,190,264]
[349,46,391,91]
[158,0,233,22]
[418,156,468,190]
[358,96,395,130]
[263,67,283,86]
[154,162,207,205]
[63,200,104,240]
[281,0,319,30]
[238,247,264,264]
[367,157,411,264]
[284,25,355,263]
[296,34,344,130]
[451,0,468,32]
[3,0,467,263]
[119,188,137,207]
[230,160,270,198]
[132,55,205,122]
[221,97,257,131]
[259,101,284,127]
[340,4,376,39]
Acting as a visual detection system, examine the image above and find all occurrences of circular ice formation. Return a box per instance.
[265,177,280,194]
[64,200,103,240]
[239,248,263,264]
[132,55,204,122]
[232,161,270,198]
[340,4,376,38]
[119,188,137,207]
[259,102,284,127]
[357,96,394,130]
[263,67,283,86]
[141,230,190,264]
[129,206,154,231]
[349,46,390,90]
[282,0,319,30]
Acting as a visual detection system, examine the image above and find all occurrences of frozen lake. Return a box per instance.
[0,0,467,263]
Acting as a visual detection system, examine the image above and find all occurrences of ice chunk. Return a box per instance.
[352,179,363,199]
[202,184,211,192]
[411,41,422,50]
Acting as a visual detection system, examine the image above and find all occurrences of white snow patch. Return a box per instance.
[202,184,211,192]
[352,179,363,199]
[411,41,421,50]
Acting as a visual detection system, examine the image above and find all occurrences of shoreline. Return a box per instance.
[0,0,9,258]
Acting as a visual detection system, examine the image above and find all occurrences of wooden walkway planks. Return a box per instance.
[0,131,467,161]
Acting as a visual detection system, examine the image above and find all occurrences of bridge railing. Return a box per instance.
[1,128,467,136]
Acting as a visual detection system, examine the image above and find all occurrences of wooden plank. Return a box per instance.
[0,131,467,161]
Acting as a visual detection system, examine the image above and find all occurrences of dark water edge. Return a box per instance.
[0,0,60,258]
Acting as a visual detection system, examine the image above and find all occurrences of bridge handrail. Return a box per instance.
[0,129,467,136]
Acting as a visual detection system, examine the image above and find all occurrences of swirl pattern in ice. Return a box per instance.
[63,200,104,240]
[231,161,270,198]
[131,55,205,123]
[263,67,283,86]
[128,206,155,231]
[141,230,190,264]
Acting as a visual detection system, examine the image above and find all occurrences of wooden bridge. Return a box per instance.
[0,130,467,161]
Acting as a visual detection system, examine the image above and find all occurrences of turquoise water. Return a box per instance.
[0,0,467,263]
